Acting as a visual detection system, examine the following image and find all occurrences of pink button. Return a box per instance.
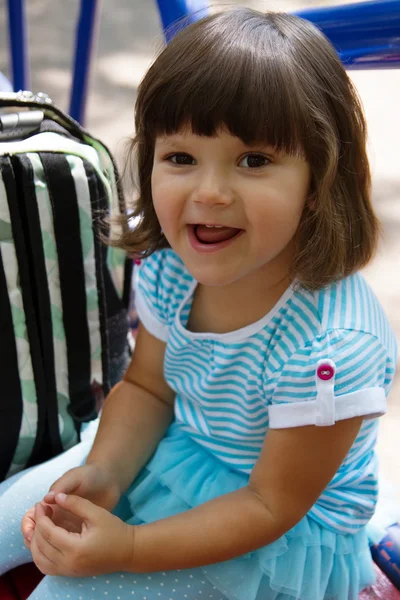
[317,363,335,381]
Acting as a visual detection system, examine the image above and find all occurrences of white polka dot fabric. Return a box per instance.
[29,569,228,600]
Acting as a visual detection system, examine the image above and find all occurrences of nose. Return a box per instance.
[192,170,234,207]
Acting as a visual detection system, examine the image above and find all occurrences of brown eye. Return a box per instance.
[239,154,269,168]
[168,153,196,165]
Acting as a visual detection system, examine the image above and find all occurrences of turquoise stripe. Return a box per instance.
[333,333,379,368]
[211,347,266,363]
[350,274,357,327]
[188,434,261,456]
[185,400,208,434]
[207,414,268,428]
[358,276,368,330]
[168,370,266,410]
[207,426,265,440]
[317,287,325,323]
[273,336,292,359]
[162,271,188,287]
[340,277,349,328]
[328,283,338,326]
[291,296,320,334]
[284,312,310,344]
[193,404,268,420]
[335,342,384,381]
[275,379,315,390]
[295,292,321,322]
[218,339,269,354]
[273,324,301,357]
[273,391,315,400]
[336,356,385,392]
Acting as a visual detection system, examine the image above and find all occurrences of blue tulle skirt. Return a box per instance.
[121,422,376,600]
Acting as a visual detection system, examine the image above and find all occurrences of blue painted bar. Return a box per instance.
[7,0,30,90]
[155,0,209,41]
[69,0,100,124]
[5,0,399,126]
[295,0,400,69]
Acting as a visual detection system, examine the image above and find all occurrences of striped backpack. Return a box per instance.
[0,91,131,481]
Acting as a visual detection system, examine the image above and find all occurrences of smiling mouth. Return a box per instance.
[191,224,242,245]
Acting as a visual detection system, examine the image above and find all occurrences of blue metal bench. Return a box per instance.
[5,0,400,124]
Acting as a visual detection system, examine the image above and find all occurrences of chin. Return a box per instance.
[184,263,239,287]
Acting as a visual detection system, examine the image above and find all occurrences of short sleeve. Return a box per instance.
[133,249,191,342]
[268,329,395,429]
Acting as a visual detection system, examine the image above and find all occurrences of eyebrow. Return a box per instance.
[155,137,187,149]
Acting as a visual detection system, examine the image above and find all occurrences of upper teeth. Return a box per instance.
[205,225,223,228]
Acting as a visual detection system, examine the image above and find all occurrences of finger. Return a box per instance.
[34,503,76,552]
[31,534,58,576]
[47,469,81,499]
[41,503,53,519]
[43,491,57,503]
[21,507,36,542]
[54,493,103,522]
[22,521,35,543]
[34,515,63,557]
[22,518,36,537]
[24,536,32,550]
[35,502,53,522]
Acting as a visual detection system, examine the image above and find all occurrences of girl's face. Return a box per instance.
[151,128,311,288]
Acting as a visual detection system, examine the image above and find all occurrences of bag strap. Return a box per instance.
[1,155,53,469]
[16,155,64,459]
[41,154,97,432]
[0,249,23,480]
[123,257,133,311]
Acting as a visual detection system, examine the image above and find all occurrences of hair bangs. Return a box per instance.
[136,10,309,156]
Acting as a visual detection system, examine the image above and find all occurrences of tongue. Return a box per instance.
[195,225,240,244]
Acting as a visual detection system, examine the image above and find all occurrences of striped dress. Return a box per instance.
[135,248,397,535]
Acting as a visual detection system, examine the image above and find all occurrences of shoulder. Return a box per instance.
[136,248,193,293]
[268,274,397,414]
[285,272,397,364]
[268,274,398,428]
[134,249,194,340]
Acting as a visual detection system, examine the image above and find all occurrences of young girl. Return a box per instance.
[7,7,399,600]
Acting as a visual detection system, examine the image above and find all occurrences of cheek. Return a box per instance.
[253,190,305,231]
[151,166,191,213]
[270,173,309,224]
[151,174,183,237]
[151,171,171,221]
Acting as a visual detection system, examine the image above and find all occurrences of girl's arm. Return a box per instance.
[30,401,363,577]
[128,415,363,571]
[85,323,175,494]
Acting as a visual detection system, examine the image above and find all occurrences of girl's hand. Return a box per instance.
[31,494,134,577]
[21,464,121,549]
[22,502,83,551]
[21,506,36,549]
[44,464,122,511]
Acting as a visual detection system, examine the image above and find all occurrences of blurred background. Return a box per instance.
[0,0,399,493]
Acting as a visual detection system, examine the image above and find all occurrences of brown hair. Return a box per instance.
[114,8,379,290]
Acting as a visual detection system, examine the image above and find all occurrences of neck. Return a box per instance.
[190,266,293,335]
